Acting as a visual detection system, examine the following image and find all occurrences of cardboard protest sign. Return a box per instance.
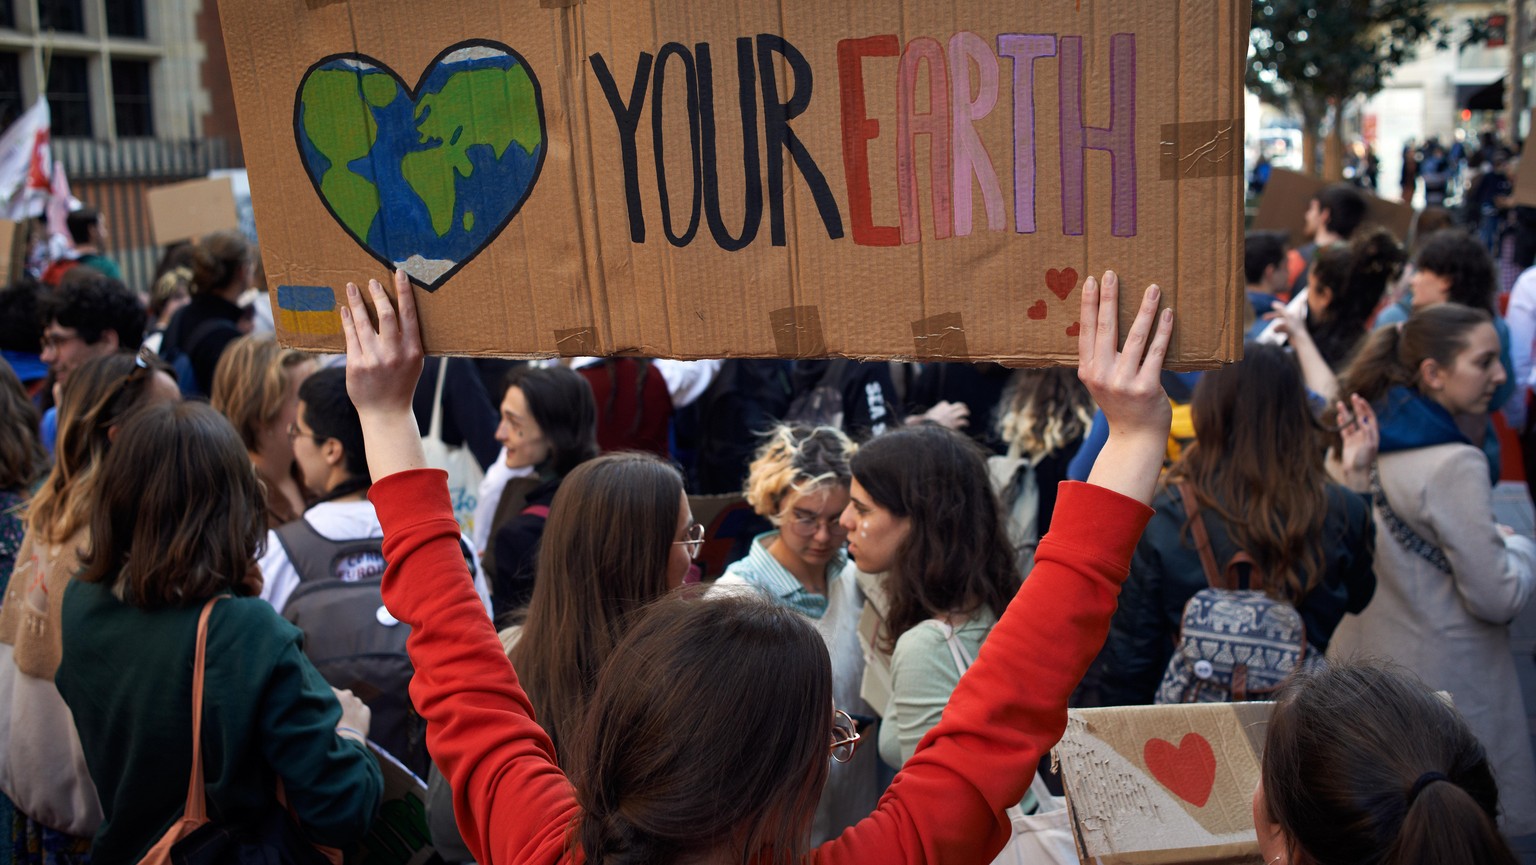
[145,176,241,245]
[0,219,19,283]
[360,742,446,865]
[1514,113,1536,208]
[220,0,1246,365]
[1253,168,1415,248]
[1053,702,1271,864]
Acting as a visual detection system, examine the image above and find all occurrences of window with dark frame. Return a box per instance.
[106,0,147,39]
[47,54,91,137]
[37,0,85,33]
[0,0,15,31]
[0,53,19,129]
[111,59,153,137]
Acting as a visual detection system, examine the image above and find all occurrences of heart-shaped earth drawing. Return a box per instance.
[294,39,546,290]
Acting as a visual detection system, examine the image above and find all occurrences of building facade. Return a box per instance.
[0,0,244,290]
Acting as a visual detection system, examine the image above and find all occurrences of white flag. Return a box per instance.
[0,99,50,219]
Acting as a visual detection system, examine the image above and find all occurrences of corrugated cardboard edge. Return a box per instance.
[1053,706,1268,865]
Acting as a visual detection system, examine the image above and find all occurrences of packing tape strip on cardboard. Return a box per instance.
[769,306,827,357]
[554,327,599,357]
[911,312,968,360]
[1159,120,1241,181]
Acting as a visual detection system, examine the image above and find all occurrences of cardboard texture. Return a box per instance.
[1053,702,1271,865]
[1514,114,1536,208]
[0,219,18,283]
[145,176,241,245]
[220,0,1247,365]
[1252,168,1415,248]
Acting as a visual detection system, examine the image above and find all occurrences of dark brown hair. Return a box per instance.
[79,402,265,608]
[1309,228,1406,368]
[28,353,174,544]
[1334,304,1493,409]
[188,230,251,295]
[850,424,1021,653]
[508,453,684,758]
[1262,661,1516,865]
[567,592,832,865]
[1167,344,1330,602]
[506,364,600,477]
[0,361,45,492]
[1414,229,1496,312]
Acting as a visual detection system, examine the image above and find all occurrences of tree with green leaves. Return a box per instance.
[1248,0,1446,178]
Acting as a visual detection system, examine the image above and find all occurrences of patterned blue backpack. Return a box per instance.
[1155,484,1308,703]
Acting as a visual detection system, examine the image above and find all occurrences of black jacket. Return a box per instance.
[490,477,561,619]
[162,294,244,397]
[1098,483,1376,706]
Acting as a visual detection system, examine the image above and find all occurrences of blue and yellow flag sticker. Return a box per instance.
[275,285,340,336]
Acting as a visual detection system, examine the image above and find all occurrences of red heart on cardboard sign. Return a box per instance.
[1046,267,1078,301]
[1028,300,1048,320]
[1143,733,1216,808]
[1065,322,1080,337]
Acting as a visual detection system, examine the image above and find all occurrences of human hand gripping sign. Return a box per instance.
[339,270,430,483]
[1076,270,1174,507]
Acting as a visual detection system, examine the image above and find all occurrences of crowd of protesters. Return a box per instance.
[0,179,1532,865]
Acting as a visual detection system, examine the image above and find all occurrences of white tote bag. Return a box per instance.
[421,358,486,537]
[932,621,1078,865]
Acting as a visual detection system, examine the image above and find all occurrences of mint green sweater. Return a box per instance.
[56,582,382,865]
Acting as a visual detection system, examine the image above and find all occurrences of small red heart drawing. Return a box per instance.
[1046,267,1078,301]
[1028,300,1048,320]
[1065,322,1080,337]
[1143,733,1217,808]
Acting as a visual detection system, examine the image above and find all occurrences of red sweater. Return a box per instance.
[375,471,1150,865]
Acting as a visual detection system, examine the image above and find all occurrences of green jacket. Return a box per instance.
[56,581,382,865]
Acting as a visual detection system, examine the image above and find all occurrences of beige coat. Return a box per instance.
[1329,444,1536,834]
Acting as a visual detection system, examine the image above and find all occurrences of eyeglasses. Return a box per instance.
[40,330,82,352]
[786,513,849,539]
[672,522,705,559]
[830,709,861,763]
[287,422,321,442]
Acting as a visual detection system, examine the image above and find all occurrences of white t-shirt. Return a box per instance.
[259,499,492,615]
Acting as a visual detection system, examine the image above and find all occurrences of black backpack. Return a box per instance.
[274,519,426,777]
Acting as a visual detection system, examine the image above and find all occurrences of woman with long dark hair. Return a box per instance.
[338,267,1173,865]
[1305,228,1405,369]
[430,452,697,862]
[1327,304,1536,833]
[1098,342,1377,705]
[503,453,695,755]
[54,401,383,863]
[488,365,600,616]
[1257,661,1521,865]
[844,425,1024,785]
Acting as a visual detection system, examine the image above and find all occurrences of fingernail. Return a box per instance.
[346,282,359,297]
[370,279,381,290]
[1149,284,1160,301]
[340,306,351,321]
[1162,309,1173,322]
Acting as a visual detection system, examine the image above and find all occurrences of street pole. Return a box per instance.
[1511,0,1527,141]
